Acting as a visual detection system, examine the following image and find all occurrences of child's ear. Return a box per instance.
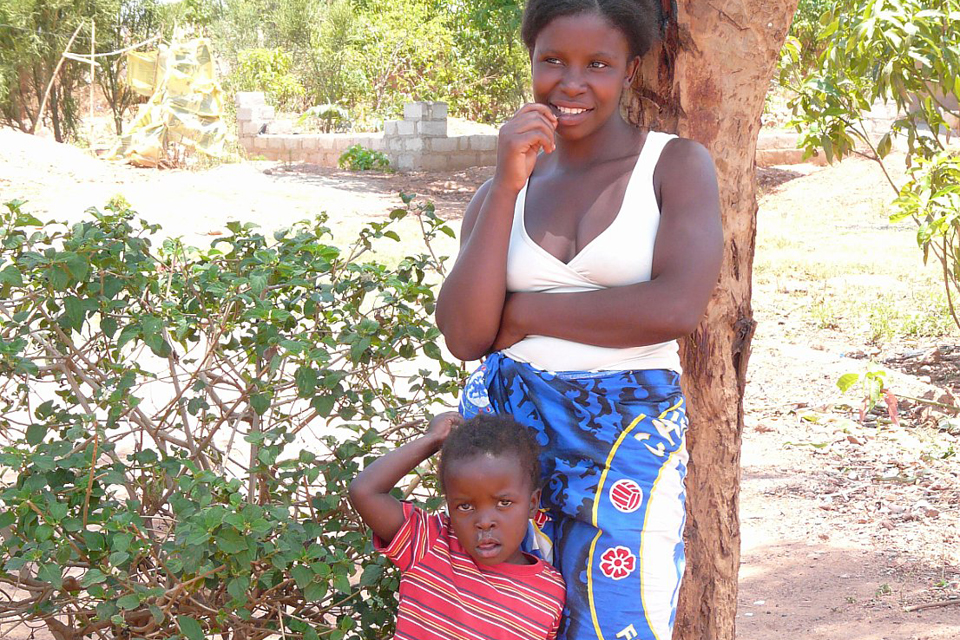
[528,488,542,518]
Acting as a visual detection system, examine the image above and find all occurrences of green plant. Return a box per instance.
[837,366,898,425]
[783,0,960,330]
[297,104,352,133]
[229,47,306,111]
[338,144,391,172]
[0,195,462,640]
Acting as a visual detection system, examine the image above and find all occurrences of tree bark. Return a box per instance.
[625,2,799,638]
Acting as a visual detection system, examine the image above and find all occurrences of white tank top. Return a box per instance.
[501,131,681,373]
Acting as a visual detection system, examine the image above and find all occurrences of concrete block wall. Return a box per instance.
[235,92,498,171]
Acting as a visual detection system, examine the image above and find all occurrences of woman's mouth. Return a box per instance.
[551,104,592,123]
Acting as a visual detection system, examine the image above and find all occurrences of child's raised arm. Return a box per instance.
[348,412,462,544]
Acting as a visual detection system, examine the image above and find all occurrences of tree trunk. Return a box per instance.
[625,2,799,638]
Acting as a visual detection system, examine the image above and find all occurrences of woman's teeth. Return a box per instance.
[557,106,587,115]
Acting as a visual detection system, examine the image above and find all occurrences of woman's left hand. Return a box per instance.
[490,293,528,352]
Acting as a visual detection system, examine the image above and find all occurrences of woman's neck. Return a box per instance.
[552,112,641,169]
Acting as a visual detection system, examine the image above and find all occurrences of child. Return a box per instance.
[348,412,565,640]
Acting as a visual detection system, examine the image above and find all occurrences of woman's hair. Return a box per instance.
[521,0,665,58]
[438,414,541,491]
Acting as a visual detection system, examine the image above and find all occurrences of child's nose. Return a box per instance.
[475,512,497,530]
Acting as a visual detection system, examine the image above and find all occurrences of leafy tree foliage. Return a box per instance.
[215,0,529,125]
[0,196,462,640]
[783,0,960,327]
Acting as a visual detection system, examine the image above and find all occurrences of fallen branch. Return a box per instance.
[904,598,960,612]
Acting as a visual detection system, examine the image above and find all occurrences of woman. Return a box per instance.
[436,1,723,639]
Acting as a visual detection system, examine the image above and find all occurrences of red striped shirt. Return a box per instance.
[374,503,565,640]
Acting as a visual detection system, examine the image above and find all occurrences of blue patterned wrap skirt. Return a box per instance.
[460,352,689,640]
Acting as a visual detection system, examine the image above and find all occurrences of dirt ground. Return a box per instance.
[2,129,959,639]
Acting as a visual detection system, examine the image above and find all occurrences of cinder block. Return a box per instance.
[267,120,292,135]
[404,137,424,152]
[478,150,497,166]
[239,121,262,137]
[755,148,817,167]
[367,136,385,151]
[470,135,497,151]
[421,153,450,171]
[253,136,269,150]
[283,137,302,152]
[756,132,800,150]
[333,136,356,152]
[404,102,425,120]
[447,153,475,171]
[417,120,447,137]
[428,137,458,152]
[429,102,448,121]
[384,120,399,137]
[235,91,266,107]
[457,136,471,151]
[397,154,416,171]
[239,138,257,152]
[301,136,320,151]
[317,137,335,151]
[267,136,285,150]
[256,105,276,121]
[397,121,416,136]
[389,137,405,152]
[236,107,255,121]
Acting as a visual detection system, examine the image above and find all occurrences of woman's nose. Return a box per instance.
[560,68,586,94]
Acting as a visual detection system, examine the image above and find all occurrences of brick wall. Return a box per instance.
[235,92,498,171]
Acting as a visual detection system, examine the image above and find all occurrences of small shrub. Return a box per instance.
[297,104,352,133]
[229,47,306,111]
[0,195,462,640]
[338,144,392,172]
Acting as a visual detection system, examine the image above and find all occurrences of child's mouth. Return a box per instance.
[475,538,501,558]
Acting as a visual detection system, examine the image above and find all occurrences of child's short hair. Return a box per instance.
[438,414,541,491]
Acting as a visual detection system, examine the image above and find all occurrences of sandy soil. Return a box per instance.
[1,129,958,639]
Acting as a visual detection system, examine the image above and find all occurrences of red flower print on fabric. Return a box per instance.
[599,545,636,580]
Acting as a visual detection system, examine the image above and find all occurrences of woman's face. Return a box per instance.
[531,12,640,140]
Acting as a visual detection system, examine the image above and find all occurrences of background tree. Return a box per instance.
[781,0,960,332]
[623,1,800,637]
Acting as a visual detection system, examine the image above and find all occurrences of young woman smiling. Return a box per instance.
[436,1,723,640]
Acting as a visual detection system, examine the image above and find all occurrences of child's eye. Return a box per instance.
[456,504,473,512]
[589,61,609,69]
[498,499,513,508]
[544,57,562,65]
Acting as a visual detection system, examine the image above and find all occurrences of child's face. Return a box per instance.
[443,452,540,566]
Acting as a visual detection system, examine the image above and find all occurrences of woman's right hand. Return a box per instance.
[493,103,558,193]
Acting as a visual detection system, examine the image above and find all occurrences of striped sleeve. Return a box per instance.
[372,502,441,572]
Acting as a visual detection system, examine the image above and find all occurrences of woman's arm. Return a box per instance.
[492,138,723,351]
[436,104,558,361]
[348,412,461,544]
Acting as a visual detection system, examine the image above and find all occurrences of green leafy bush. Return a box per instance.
[229,47,307,110]
[783,0,960,329]
[0,196,461,640]
[338,145,391,172]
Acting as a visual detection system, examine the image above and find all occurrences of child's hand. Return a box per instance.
[425,411,463,449]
